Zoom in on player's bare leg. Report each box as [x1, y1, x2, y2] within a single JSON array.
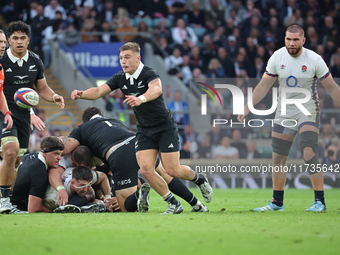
[[299, 125, 326, 212], [0, 140, 19, 213], [137, 149, 183, 214], [160, 151, 213, 203], [137, 149, 169, 196], [253, 131, 295, 212], [115, 186, 138, 212]]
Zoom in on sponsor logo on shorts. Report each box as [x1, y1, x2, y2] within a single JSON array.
[[168, 143, 174, 148], [117, 179, 131, 186]]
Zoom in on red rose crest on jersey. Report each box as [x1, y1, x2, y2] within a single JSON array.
[[302, 65, 307, 73]]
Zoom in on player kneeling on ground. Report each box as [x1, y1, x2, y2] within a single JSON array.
[[10, 136, 63, 213]]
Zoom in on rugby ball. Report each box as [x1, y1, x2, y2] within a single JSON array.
[[14, 88, 39, 109]]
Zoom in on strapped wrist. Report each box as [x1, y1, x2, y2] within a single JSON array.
[[52, 94, 59, 102], [138, 95, 147, 103], [57, 185, 65, 191]]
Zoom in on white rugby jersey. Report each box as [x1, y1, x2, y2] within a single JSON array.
[[265, 47, 329, 113]]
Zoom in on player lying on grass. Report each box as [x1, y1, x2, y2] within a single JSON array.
[[44, 146, 118, 213], [62, 107, 209, 213]]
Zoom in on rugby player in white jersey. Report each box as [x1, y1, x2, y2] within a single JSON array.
[[238, 25, 340, 212]]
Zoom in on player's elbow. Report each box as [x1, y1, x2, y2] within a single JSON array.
[[154, 87, 162, 97]]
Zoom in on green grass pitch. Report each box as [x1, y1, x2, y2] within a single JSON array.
[[1, 188, 339, 255]]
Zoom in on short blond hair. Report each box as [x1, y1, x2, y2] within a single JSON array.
[[119, 42, 140, 53], [0, 29, 4, 34]]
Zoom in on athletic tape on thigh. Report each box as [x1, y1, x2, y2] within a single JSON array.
[[271, 137, 293, 156], [1, 136, 18, 147], [18, 148, 27, 157], [300, 131, 320, 175]]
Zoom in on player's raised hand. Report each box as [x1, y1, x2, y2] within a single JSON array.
[[124, 95, 142, 107], [237, 104, 249, 122], [4, 113, 13, 130], [30, 113, 45, 131], [53, 94, 65, 109], [71, 90, 83, 100]]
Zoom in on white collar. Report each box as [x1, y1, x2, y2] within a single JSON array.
[[125, 62, 144, 80], [90, 114, 103, 120], [7, 48, 29, 67], [38, 153, 48, 170]]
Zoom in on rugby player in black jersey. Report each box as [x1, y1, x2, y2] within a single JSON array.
[[11, 136, 64, 213], [72, 42, 213, 214], [0, 21, 64, 214]]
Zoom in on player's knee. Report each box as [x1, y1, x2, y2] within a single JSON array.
[[165, 167, 181, 179], [302, 147, 315, 161], [300, 131, 318, 160], [3, 148, 19, 162], [140, 167, 154, 177]]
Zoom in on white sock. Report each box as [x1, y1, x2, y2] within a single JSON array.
[[192, 200, 202, 209]]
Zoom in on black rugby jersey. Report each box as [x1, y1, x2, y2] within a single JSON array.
[[12, 152, 49, 202], [69, 116, 135, 160], [0, 48, 44, 112], [106, 63, 171, 127]]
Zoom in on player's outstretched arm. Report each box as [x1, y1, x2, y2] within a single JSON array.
[[71, 83, 111, 100], [35, 78, 65, 109], [237, 73, 277, 122], [95, 171, 111, 201], [124, 78, 162, 107], [0, 90, 13, 130], [49, 167, 68, 206], [321, 74, 340, 107]]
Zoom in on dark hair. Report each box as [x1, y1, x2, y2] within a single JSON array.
[[41, 136, 64, 152], [82, 107, 103, 123], [7, 21, 31, 38], [72, 166, 93, 181], [72, 145, 93, 167]]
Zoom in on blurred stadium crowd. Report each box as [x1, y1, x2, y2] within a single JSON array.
[[1, 0, 340, 163]]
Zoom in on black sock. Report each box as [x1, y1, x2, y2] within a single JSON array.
[[272, 190, 284, 206], [124, 190, 139, 212], [314, 190, 325, 205], [0, 185, 11, 198], [168, 178, 198, 206], [192, 173, 205, 186], [164, 193, 179, 205]]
